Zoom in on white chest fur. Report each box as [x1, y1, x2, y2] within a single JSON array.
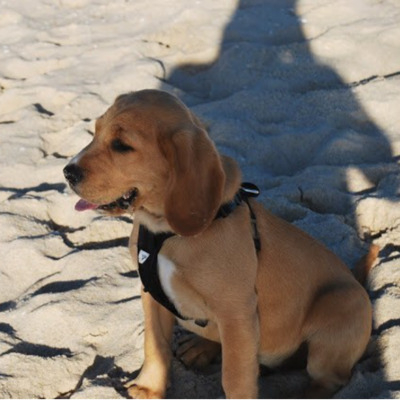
[[157, 254, 209, 321], [157, 254, 221, 342], [157, 254, 178, 308]]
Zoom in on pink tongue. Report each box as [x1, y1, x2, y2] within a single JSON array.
[[75, 199, 98, 212]]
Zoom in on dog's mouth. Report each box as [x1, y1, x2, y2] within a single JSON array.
[[74, 188, 138, 212]]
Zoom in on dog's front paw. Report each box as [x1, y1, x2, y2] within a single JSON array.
[[126, 383, 164, 399]]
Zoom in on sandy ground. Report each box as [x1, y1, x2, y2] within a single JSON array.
[[0, 0, 400, 398]]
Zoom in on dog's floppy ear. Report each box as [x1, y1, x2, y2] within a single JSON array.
[[161, 127, 225, 236]]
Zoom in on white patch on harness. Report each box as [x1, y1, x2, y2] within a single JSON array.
[[138, 249, 150, 264]]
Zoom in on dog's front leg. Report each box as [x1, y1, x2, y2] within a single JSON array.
[[126, 289, 175, 399], [218, 312, 260, 399]]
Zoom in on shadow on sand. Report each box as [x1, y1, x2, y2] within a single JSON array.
[[155, 0, 399, 398]]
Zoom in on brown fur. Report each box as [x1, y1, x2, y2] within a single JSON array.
[[66, 89, 375, 399]]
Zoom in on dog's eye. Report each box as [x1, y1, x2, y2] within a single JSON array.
[[111, 138, 134, 153]]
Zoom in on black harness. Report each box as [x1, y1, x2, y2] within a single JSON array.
[[137, 183, 261, 324]]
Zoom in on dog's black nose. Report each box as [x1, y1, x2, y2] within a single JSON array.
[[63, 164, 84, 186]]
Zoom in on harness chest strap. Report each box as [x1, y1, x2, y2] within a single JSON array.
[[137, 226, 186, 320], [136, 182, 261, 324]]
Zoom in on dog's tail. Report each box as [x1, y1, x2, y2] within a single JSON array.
[[353, 244, 380, 286]]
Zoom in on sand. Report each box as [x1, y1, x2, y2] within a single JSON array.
[[0, 0, 399, 398]]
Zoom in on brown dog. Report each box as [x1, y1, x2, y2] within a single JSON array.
[[64, 89, 373, 399]]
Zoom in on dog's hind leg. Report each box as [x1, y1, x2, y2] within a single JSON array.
[[176, 333, 221, 369], [304, 284, 372, 398], [306, 337, 354, 398]]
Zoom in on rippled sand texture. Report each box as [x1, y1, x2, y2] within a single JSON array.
[[0, 0, 399, 398]]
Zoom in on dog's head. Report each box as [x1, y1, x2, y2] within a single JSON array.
[[64, 89, 226, 236]]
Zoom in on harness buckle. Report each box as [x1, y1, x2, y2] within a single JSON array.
[[240, 182, 260, 198]]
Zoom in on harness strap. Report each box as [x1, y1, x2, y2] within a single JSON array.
[[137, 226, 186, 320], [137, 182, 261, 323], [217, 182, 261, 251]]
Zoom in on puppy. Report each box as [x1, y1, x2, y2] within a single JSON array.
[[64, 89, 373, 399]]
